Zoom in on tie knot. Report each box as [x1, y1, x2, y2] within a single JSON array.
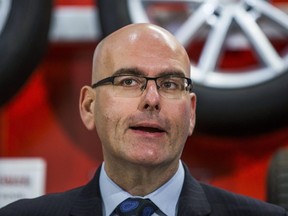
[[114, 198, 158, 216]]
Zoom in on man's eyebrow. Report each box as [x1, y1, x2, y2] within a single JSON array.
[[157, 70, 187, 77], [112, 68, 187, 77], [112, 68, 144, 76]]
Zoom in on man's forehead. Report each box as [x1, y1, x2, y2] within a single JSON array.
[[111, 67, 187, 77], [110, 48, 189, 75], [93, 24, 190, 80], [111, 27, 178, 51]]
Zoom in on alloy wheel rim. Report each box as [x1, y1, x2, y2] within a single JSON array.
[[127, 0, 288, 88]]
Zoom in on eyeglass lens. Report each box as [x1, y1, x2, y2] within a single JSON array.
[[112, 75, 190, 99]]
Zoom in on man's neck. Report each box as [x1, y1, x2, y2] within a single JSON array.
[[104, 160, 179, 196]]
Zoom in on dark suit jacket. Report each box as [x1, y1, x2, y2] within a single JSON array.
[[0, 164, 286, 216]]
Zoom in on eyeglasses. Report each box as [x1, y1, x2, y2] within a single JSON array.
[[91, 74, 193, 99]]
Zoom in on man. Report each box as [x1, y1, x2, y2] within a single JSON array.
[[0, 23, 286, 216]]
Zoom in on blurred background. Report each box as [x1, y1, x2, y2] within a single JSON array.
[[0, 0, 288, 209]]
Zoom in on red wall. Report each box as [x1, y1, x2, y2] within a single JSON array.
[[1, 0, 288, 201]]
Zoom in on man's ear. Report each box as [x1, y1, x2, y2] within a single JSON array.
[[188, 93, 197, 136], [79, 86, 96, 130]]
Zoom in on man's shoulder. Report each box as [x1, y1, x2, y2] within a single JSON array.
[[201, 183, 287, 215], [0, 186, 84, 216]]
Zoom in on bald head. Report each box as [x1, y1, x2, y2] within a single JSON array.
[[92, 23, 190, 83]]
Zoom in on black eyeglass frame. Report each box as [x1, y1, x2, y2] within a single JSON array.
[[91, 74, 193, 93]]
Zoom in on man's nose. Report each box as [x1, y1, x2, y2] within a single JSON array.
[[138, 81, 161, 112]]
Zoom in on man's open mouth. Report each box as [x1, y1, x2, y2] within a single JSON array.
[[130, 126, 165, 133]]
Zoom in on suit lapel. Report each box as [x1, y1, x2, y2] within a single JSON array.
[[69, 165, 103, 216], [177, 163, 211, 216]]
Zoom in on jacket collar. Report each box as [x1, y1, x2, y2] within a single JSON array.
[[69, 163, 211, 216], [178, 163, 211, 216], [69, 165, 103, 216]]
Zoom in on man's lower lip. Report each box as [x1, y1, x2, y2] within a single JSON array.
[[129, 129, 165, 137]]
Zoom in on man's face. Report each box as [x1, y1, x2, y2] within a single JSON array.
[[92, 28, 196, 168]]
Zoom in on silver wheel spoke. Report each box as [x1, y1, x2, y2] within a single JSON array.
[[235, 6, 284, 73], [198, 6, 233, 78], [128, 0, 150, 23], [247, 0, 288, 30], [0, 0, 12, 34], [174, 2, 217, 46]]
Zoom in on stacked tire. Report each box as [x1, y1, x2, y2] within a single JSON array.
[[0, 0, 52, 106]]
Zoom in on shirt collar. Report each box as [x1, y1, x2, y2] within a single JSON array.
[[99, 161, 184, 216]]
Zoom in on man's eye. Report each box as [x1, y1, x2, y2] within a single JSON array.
[[161, 81, 180, 90], [123, 79, 135, 86], [117, 77, 141, 87]]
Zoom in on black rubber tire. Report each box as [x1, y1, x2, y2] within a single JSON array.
[[97, 0, 288, 135], [98, 0, 131, 37], [267, 148, 288, 210], [194, 75, 288, 135], [0, 0, 53, 106]]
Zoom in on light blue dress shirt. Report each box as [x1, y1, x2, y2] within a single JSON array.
[[99, 160, 185, 216]]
